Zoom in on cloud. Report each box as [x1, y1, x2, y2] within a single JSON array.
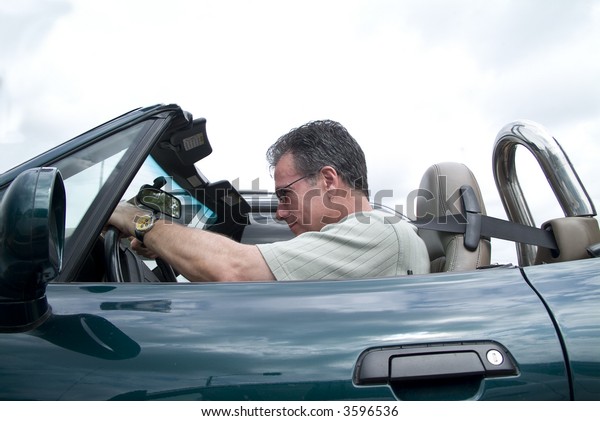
[[0, 0, 72, 164], [0, 0, 71, 61], [1, 0, 598, 265], [380, 0, 598, 67]]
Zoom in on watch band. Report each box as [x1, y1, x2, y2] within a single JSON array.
[[134, 228, 146, 243]]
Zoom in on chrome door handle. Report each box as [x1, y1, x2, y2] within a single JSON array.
[[354, 341, 518, 385]]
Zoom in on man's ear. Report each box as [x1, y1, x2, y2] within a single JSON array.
[[319, 166, 340, 190]]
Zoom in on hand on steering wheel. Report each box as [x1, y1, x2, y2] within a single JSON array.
[[130, 238, 159, 259]]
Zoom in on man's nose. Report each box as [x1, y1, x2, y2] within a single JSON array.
[[275, 204, 289, 221]]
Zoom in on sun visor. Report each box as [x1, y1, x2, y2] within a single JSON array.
[[168, 118, 212, 165]]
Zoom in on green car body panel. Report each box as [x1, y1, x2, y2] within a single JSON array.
[[2, 263, 588, 400], [523, 260, 600, 400]]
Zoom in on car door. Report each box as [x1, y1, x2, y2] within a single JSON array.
[[0, 265, 570, 400], [522, 258, 600, 400]]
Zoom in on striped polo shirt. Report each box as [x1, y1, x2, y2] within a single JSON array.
[[256, 210, 430, 281]]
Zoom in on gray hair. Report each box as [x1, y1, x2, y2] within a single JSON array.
[[267, 120, 369, 199]]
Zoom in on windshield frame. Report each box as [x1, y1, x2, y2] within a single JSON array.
[[56, 109, 184, 282]]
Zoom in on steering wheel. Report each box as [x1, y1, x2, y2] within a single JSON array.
[[104, 177, 182, 283], [103, 226, 125, 283], [103, 225, 178, 283]]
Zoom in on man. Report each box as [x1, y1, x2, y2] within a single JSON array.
[[108, 120, 430, 281]]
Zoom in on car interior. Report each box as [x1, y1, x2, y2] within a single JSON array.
[[91, 118, 600, 281], [2, 108, 599, 287]]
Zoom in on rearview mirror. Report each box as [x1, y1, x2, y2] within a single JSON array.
[[136, 188, 181, 219]]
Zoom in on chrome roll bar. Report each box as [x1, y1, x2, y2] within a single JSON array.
[[492, 120, 596, 266]]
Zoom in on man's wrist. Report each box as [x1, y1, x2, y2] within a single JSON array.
[[133, 212, 159, 243]]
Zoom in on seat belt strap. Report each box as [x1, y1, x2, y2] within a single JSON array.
[[413, 185, 558, 251], [413, 214, 557, 250]]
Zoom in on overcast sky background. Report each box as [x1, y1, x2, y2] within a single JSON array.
[[1, 0, 599, 264]]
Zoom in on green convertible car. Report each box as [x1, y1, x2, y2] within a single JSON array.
[[1, 104, 599, 400]]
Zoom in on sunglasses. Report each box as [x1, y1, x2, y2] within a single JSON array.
[[275, 173, 316, 202]]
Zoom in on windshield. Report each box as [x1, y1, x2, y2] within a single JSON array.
[[52, 121, 215, 247], [122, 156, 216, 228], [57, 123, 148, 238]]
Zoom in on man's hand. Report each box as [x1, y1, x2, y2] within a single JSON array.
[[130, 238, 159, 259], [107, 202, 160, 259], [107, 201, 148, 237]]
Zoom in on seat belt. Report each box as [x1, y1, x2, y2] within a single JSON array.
[[412, 186, 558, 252]]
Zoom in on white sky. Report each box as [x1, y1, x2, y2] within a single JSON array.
[[1, 0, 599, 264]]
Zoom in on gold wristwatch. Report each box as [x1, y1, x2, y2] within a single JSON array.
[[134, 213, 157, 243]]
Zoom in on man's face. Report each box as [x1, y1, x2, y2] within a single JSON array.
[[273, 153, 327, 236]]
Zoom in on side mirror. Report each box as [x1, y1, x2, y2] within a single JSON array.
[[136, 187, 181, 219], [0, 167, 66, 331]]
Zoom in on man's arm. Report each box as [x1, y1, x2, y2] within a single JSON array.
[[108, 202, 276, 282]]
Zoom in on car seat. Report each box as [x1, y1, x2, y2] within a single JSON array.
[[416, 162, 491, 272]]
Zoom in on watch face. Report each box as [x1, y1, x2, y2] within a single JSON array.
[[134, 214, 154, 232]]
